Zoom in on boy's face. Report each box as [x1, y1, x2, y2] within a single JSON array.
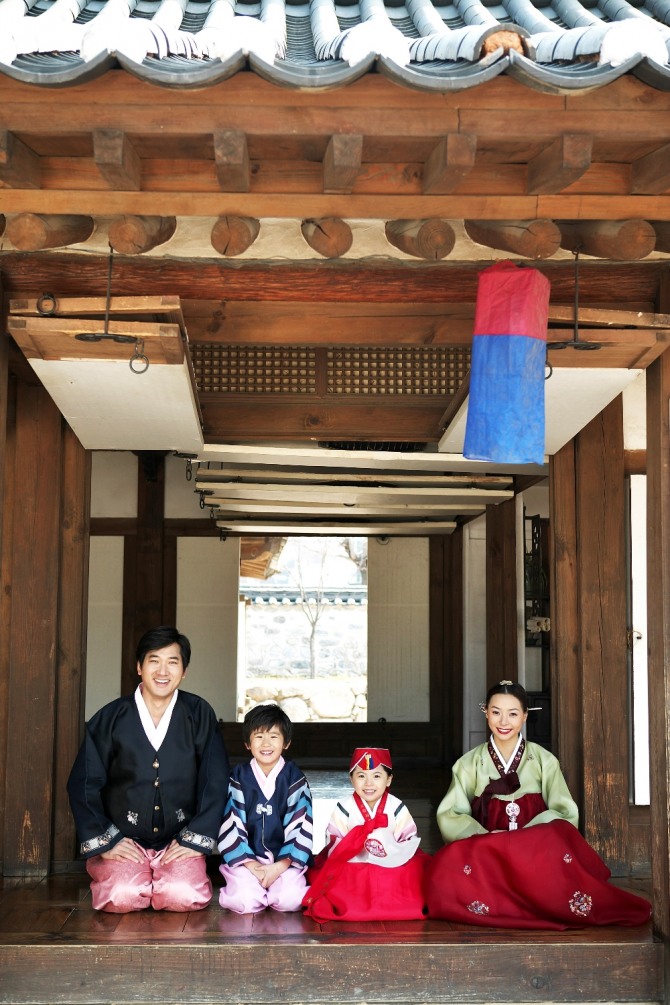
[[246, 725, 289, 776], [350, 766, 392, 809]]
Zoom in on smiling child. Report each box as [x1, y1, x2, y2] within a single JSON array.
[[217, 703, 312, 913], [303, 747, 427, 921]]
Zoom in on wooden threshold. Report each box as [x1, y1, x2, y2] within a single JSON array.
[[0, 873, 661, 1005]]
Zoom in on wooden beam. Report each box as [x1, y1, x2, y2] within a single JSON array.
[[122, 453, 166, 696], [559, 220, 657, 261], [93, 129, 142, 190], [215, 519, 457, 535], [323, 134, 363, 195], [464, 219, 561, 259], [0, 253, 662, 306], [0, 214, 5, 237], [650, 221, 670, 255], [6, 214, 95, 251], [422, 134, 477, 195], [527, 134, 593, 195], [576, 397, 629, 872], [301, 218, 353, 258], [210, 216, 260, 257], [3, 385, 62, 874], [631, 142, 670, 195], [108, 215, 177, 255], [213, 129, 250, 193], [486, 498, 517, 687], [0, 131, 40, 190], [384, 219, 456, 261], [0, 273, 9, 871], [645, 325, 670, 958], [52, 425, 90, 868]]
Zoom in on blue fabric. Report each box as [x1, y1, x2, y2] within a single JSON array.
[[464, 333, 546, 465]]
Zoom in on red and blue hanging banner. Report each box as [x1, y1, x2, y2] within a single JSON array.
[[463, 261, 551, 465]]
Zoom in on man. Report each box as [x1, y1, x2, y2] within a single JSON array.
[[67, 626, 229, 912]]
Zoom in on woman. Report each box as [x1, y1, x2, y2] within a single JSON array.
[[426, 681, 651, 929]]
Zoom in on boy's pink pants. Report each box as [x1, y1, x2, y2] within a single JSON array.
[[219, 862, 307, 914], [86, 844, 212, 913]]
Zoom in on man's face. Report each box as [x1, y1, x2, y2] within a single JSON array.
[[137, 642, 185, 703]]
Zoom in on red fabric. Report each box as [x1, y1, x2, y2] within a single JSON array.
[[426, 819, 651, 930], [473, 260, 550, 341], [303, 791, 428, 921], [304, 848, 429, 922]]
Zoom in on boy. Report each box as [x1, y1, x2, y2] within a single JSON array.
[[67, 626, 229, 912], [217, 703, 312, 913]]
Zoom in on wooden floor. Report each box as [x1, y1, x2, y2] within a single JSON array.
[[0, 768, 663, 1005]]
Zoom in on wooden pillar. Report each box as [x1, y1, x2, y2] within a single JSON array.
[[3, 385, 62, 875], [121, 451, 166, 695], [430, 531, 464, 766], [0, 275, 9, 871], [52, 426, 90, 867], [646, 347, 670, 958], [549, 441, 583, 815], [486, 498, 518, 687], [575, 397, 629, 873]]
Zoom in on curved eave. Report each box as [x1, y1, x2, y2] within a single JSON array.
[[378, 50, 509, 92], [248, 52, 376, 90], [116, 51, 247, 88], [0, 49, 115, 87], [506, 49, 643, 95]]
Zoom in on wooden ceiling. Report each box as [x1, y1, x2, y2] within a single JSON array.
[[2, 70, 670, 466]]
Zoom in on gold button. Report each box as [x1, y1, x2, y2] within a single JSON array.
[[154, 805, 160, 811], [154, 779, 160, 787], [153, 827, 159, 833], [153, 759, 159, 769]]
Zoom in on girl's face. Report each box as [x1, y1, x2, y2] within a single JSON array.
[[485, 693, 527, 747], [350, 766, 392, 809]]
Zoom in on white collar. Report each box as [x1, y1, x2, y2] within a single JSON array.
[[490, 733, 522, 773], [135, 685, 178, 751]]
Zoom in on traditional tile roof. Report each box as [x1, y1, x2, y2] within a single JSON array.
[[0, 0, 669, 92]]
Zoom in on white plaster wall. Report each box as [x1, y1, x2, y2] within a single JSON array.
[[623, 372, 646, 450], [367, 537, 430, 722], [630, 475, 649, 804], [85, 536, 125, 719], [463, 515, 487, 751], [90, 451, 137, 518], [176, 536, 240, 720]]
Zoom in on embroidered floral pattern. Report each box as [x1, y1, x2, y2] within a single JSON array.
[[176, 808, 185, 822], [180, 829, 215, 852], [467, 900, 490, 916], [80, 824, 120, 856], [127, 811, 138, 825], [563, 853, 573, 864], [463, 864, 472, 875], [569, 891, 593, 917]]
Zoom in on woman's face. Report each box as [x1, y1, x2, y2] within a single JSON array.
[[485, 693, 527, 746]]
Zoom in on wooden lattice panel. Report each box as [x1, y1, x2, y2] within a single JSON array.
[[192, 346, 318, 394], [326, 347, 470, 396], [192, 345, 471, 398]]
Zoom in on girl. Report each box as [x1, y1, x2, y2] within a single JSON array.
[[426, 680, 651, 929], [303, 747, 427, 921]]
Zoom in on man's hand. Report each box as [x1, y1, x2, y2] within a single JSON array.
[[161, 840, 203, 865], [100, 837, 145, 862]]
